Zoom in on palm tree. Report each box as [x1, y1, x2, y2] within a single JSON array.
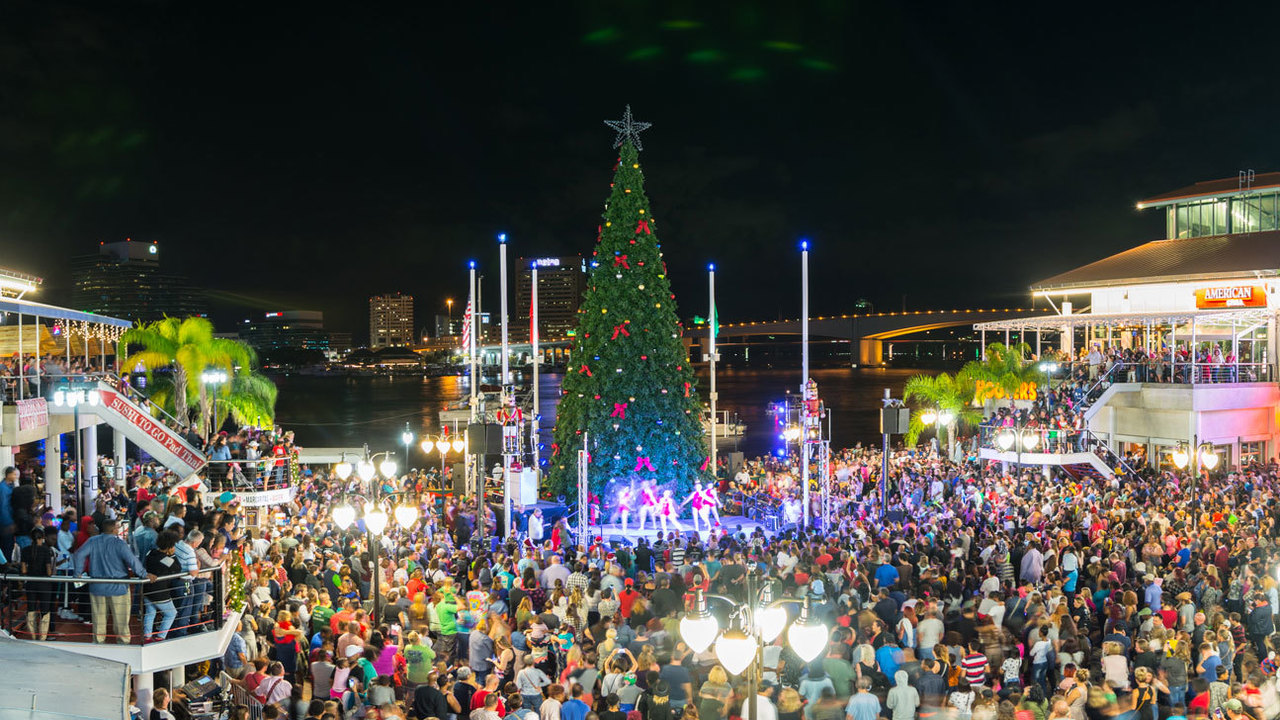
[[902, 371, 982, 457], [120, 316, 276, 435], [961, 342, 1045, 398]]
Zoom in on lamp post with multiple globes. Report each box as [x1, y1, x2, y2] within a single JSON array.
[[678, 573, 830, 720], [1171, 437, 1219, 524], [330, 447, 414, 621], [420, 433, 466, 483], [994, 424, 1040, 472], [918, 408, 955, 456]]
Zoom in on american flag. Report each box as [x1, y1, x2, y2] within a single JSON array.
[[460, 297, 474, 351]]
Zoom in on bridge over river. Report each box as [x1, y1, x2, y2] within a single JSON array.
[[710, 307, 1053, 365]]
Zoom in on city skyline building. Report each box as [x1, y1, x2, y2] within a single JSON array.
[[369, 292, 414, 348], [239, 310, 331, 353], [70, 239, 205, 323], [515, 255, 586, 342]]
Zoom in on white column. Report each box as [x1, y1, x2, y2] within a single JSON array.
[[134, 672, 154, 719], [0, 445, 14, 471], [46, 432, 61, 514], [170, 665, 185, 690], [82, 425, 98, 510]]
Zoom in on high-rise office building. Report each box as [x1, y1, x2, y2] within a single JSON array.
[[369, 293, 415, 348], [239, 310, 329, 352], [515, 256, 587, 341], [70, 240, 205, 322]]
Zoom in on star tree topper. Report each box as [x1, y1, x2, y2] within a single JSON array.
[[604, 105, 652, 151]]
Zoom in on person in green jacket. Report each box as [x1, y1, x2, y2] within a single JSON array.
[[435, 585, 459, 661]]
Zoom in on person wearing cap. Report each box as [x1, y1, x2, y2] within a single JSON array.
[[740, 678, 777, 720]]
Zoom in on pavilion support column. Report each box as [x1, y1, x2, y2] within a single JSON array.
[[82, 424, 98, 510], [0, 445, 13, 471], [46, 431, 61, 515], [134, 672, 154, 720]]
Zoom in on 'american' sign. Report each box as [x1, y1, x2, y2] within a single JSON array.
[[1195, 285, 1267, 309]]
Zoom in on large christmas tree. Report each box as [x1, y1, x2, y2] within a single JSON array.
[[547, 108, 707, 499]]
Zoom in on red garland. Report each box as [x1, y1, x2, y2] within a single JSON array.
[[613, 255, 630, 269], [610, 402, 627, 419]]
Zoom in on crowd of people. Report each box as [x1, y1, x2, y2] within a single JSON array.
[[3, 408, 1280, 720]]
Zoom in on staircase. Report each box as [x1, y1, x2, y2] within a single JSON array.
[[980, 363, 1139, 480], [47, 378, 207, 477]]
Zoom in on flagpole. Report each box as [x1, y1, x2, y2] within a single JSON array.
[[800, 239, 810, 530], [708, 263, 717, 482], [469, 261, 478, 423]]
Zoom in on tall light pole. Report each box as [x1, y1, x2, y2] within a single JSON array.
[[800, 239, 810, 528], [1171, 436, 1218, 525], [446, 298, 454, 335], [708, 264, 718, 479], [680, 577, 830, 720], [401, 423, 414, 470], [200, 367, 228, 445], [330, 449, 412, 624], [498, 233, 513, 541], [531, 262, 541, 476], [468, 261, 479, 422]]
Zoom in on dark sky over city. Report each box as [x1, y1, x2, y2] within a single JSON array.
[[3, 2, 1279, 339]]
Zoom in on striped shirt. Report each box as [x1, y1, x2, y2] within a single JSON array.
[[961, 652, 988, 686]]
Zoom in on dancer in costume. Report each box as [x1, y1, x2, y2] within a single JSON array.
[[636, 479, 659, 531], [657, 489, 684, 535], [700, 484, 721, 528], [681, 482, 705, 532], [611, 485, 635, 532]]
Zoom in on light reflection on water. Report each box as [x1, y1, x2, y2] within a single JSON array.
[[269, 367, 917, 457]]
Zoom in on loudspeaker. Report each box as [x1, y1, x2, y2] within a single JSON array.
[[452, 469, 467, 497], [880, 408, 911, 435], [466, 423, 503, 454], [728, 452, 744, 477]]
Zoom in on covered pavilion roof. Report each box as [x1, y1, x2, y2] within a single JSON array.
[[973, 307, 1272, 332]]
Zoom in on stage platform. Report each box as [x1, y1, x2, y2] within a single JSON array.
[[577, 514, 772, 546]]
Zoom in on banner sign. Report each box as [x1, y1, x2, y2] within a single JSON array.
[[16, 398, 48, 431], [1195, 285, 1267, 309], [229, 487, 295, 507], [97, 388, 205, 475]]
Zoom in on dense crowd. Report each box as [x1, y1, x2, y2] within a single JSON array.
[[4, 419, 1280, 720]]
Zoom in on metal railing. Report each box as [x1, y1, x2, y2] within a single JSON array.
[[978, 425, 1088, 454], [1044, 359, 1273, 386], [201, 458, 293, 493], [0, 563, 227, 645]]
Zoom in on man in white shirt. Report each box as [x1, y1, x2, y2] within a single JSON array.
[[916, 609, 945, 660], [740, 680, 778, 720], [527, 510, 544, 543]]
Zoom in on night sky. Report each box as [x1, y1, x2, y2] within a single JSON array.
[[3, 2, 1279, 341]]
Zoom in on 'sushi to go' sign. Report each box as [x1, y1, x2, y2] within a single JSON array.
[[1195, 285, 1268, 309]]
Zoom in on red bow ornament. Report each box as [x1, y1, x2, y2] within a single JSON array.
[[579, 364, 593, 376], [613, 255, 630, 269], [634, 456, 655, 473], [636, 219, 651, 235], [611, 403, 627, 419], [611, 324, 630, 339]]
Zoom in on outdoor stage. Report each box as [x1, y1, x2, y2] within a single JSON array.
[[508, 501, 772, 544]]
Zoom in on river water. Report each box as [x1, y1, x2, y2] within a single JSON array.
[[270, 367, 918, 459]]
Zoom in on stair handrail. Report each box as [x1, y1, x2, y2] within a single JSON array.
[[1083, 428, 1138, 478]]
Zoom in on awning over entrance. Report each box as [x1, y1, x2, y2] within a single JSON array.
[[972, 307, 1273, 332]]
